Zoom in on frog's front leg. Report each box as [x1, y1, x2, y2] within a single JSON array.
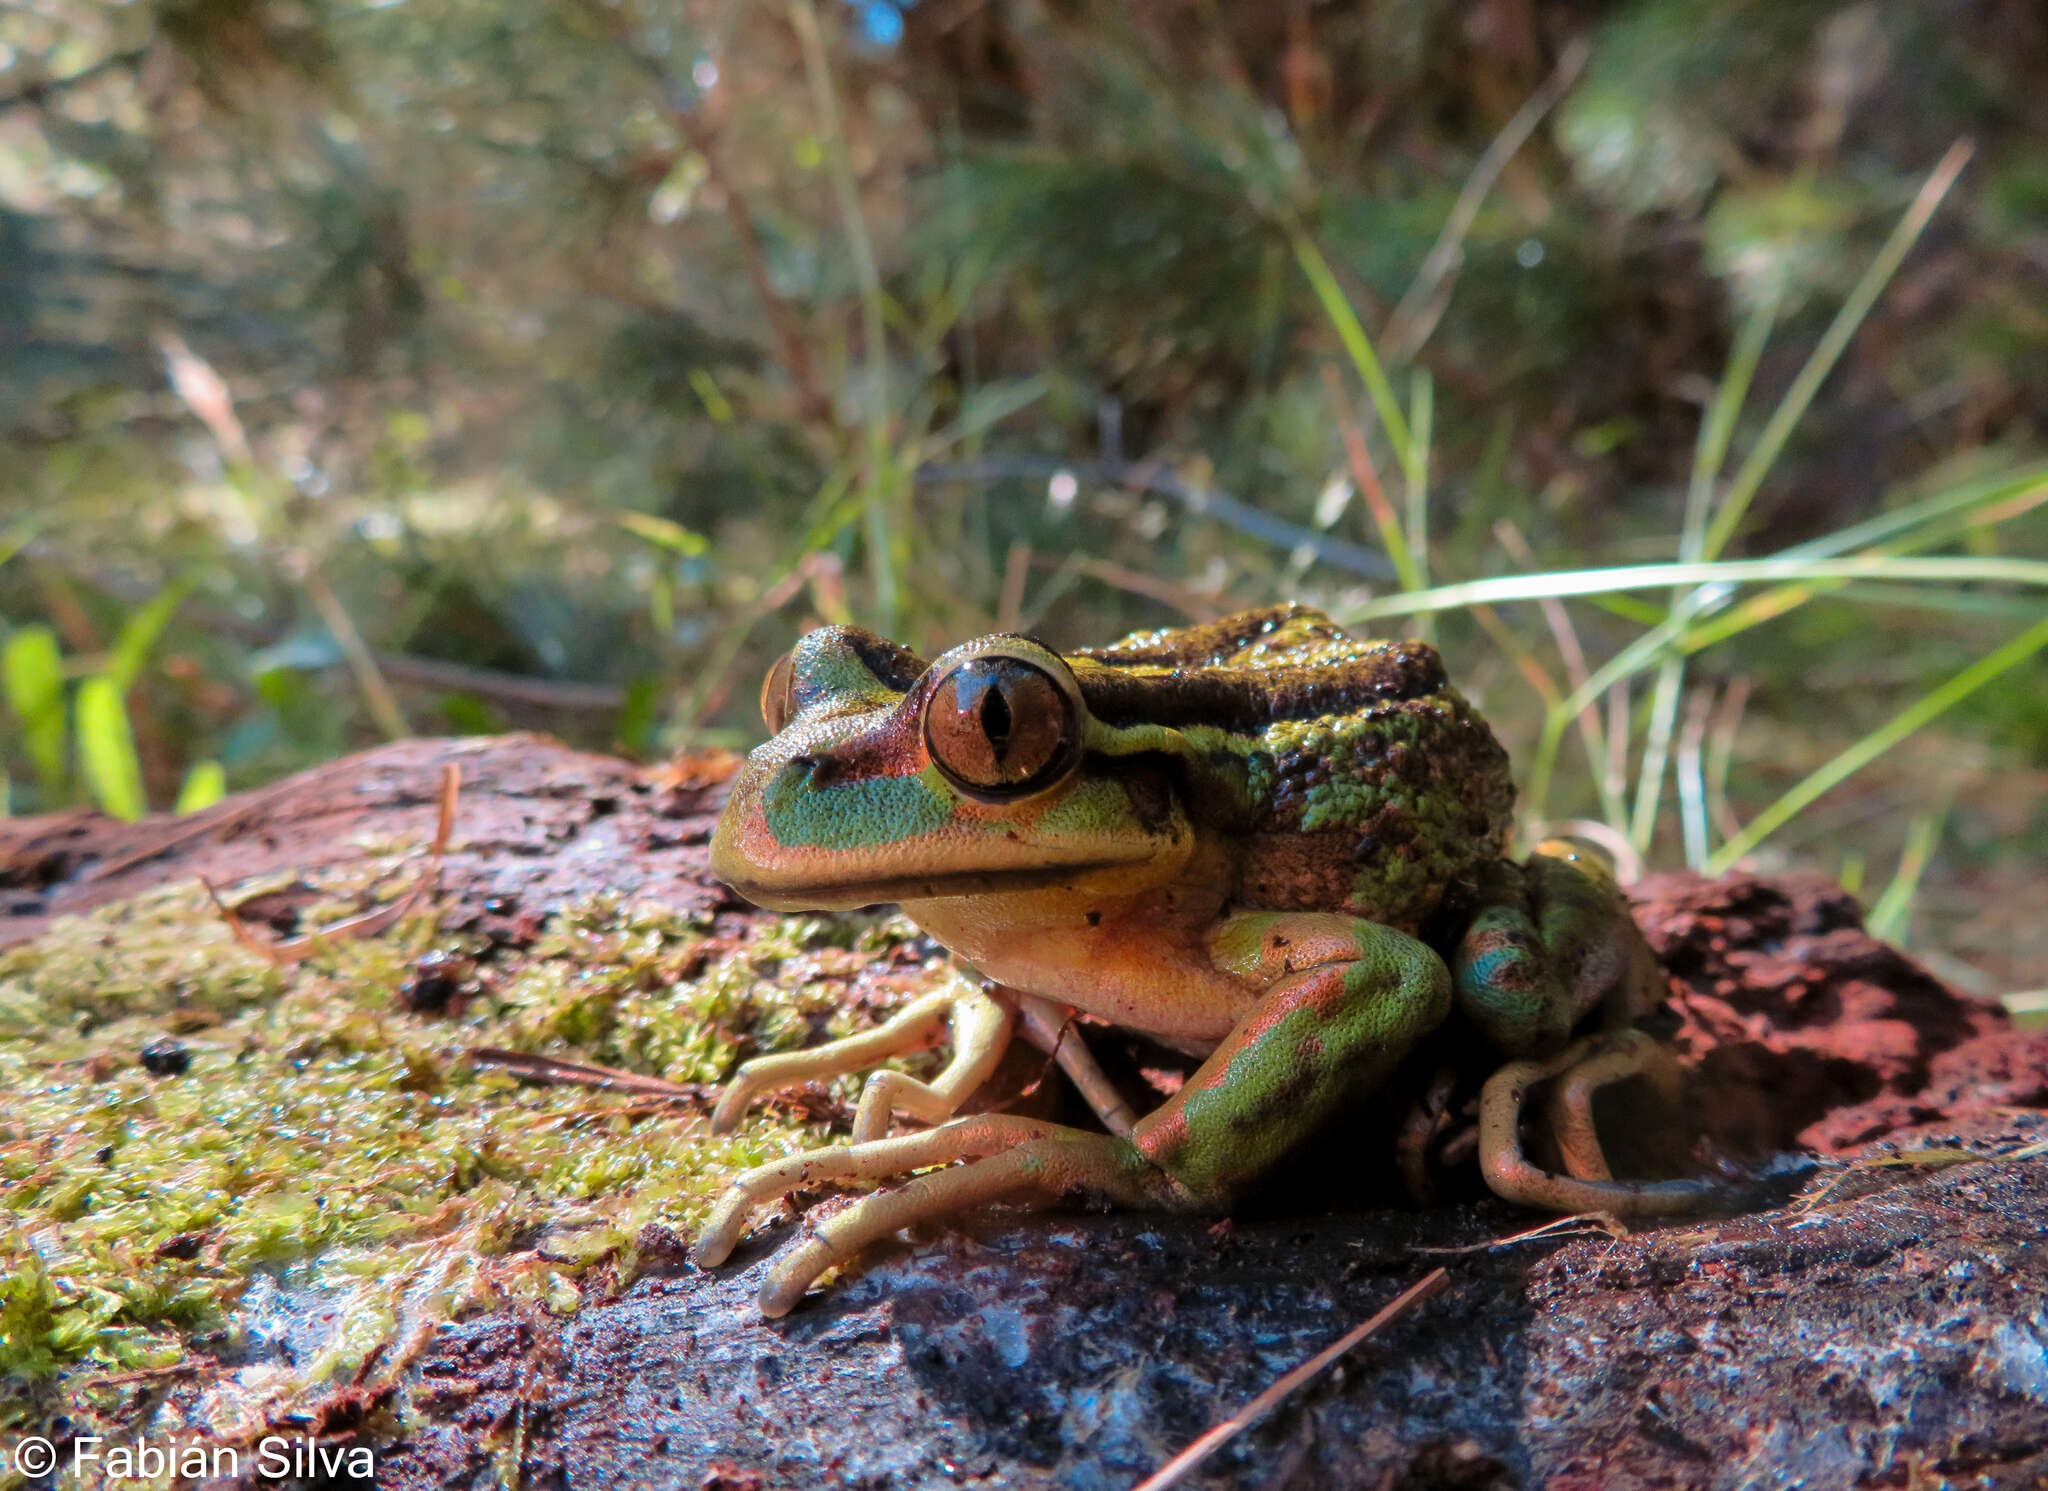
[[708, 972, 1014, 1143], [695, 914, 1450, 1314], [693, 1113, 1184, 1315]]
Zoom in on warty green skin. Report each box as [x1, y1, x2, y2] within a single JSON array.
[[708, 605, 1664, 1215]]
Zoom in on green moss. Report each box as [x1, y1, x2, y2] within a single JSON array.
[[0, 863, 929, 1428]]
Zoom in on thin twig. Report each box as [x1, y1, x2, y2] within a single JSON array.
[[587, 0, 832, 424], [298, 558, 409, 741], [369, 653, 625, 713], [1468, 602, 1563, 705], [997, 540, 1032, 632], [1704, 674, 1750, 843], [0, 46, 150, 112], [1319, 364, 1415, 588], [1792, 1138, 2047, 1214], [1034, 554, 1217, 620], [1386, 39, 1591, 358], [915, 457, 1397, 581], [1130, 1267, 1450, 1491], [466, 1048, 699, 1102], [792, 0, 901, 628], [8, 538, 625, 714], [1410, 1211, 1626, 1256], [79, 1359, 212, 1388], [1493, 518, 1620, 828]]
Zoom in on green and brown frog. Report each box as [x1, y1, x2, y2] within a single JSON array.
[[696, 605, 1711, 1314]]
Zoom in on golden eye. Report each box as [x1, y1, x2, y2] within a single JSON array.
[[759, 650, 796, 734], [923, 656, 1080, 797]]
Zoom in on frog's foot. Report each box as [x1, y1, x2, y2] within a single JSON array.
[[1394, 1064, 1460, 1206], [691, 1114, 1186, 1316], [1478, 1030, 1719, 1217], [708, 980, 1014, 1143]]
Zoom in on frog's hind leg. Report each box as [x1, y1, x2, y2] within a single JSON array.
[[708, 978, 1014, 1139], [1543, 1027, 1685, 1182], [692, 1114, 1185, 1316], [1479, 1031, 1718, 1217]]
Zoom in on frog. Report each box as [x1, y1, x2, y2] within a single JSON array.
[[695, 604, 1714, 1315]]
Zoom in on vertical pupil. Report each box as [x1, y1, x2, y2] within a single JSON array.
[[978, 682, 1013, 759]]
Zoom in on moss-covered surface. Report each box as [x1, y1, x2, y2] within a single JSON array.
[[0, 853, 930, 1441]]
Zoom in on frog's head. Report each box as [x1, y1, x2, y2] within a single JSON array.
[[710, 625, 1191, 911]]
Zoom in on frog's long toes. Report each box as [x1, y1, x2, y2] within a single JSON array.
[[692, 1185, 753, 1267], [706, 1090, 747, 1136], [758, 1234, 835, 1317]]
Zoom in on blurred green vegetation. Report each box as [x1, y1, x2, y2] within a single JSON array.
[[2, 0, 2045, 988]]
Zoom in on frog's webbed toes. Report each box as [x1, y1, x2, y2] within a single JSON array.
[[1479, 1030, 1721, 1217]]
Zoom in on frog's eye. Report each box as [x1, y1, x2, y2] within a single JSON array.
[[759, 650, 797, 735], [923, 656, 1081, 798]]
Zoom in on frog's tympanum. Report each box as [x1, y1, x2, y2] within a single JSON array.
[[697, 606, 1712, 1313]]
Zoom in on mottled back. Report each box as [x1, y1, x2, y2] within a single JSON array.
[[1073, 605, 1515, 930]]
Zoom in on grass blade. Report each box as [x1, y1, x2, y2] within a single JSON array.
[[1866, 807, 1948, 943], [1289, 226, 1413, 473], [1341, 554, 2048, 620], [76, 675, 148, 821], [1701, 141, 1973, 561], [107, 580, 194, 691], [3, 624, 67, 793], [1707, 612, 2048, 873], [1322, 364, 1421, 589], [174, 760, 227, 815], [1682, 287, 1782, 562], [1405, 369, 1433, 598], [1633, 286, 1780, 857], [619, 513, 711, 557]]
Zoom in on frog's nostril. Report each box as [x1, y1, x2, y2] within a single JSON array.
[[784, 753, 839, 787]]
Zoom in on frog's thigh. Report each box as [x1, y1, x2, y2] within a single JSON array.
[[1134, 912, 1454, 1203], [1479, 1031, 1717, 1216], [709, 976, 1011, 1136]]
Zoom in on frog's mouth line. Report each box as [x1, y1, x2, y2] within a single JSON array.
[[720, 861, 1132, 913]]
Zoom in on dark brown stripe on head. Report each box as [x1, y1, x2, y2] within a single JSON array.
[[1074, 605, 1327, 668], [842, 629, 929, 692], [1076, 648, 1449, 730]]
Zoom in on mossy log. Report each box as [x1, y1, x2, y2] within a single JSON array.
[[3, 735, 2045, 1489]]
